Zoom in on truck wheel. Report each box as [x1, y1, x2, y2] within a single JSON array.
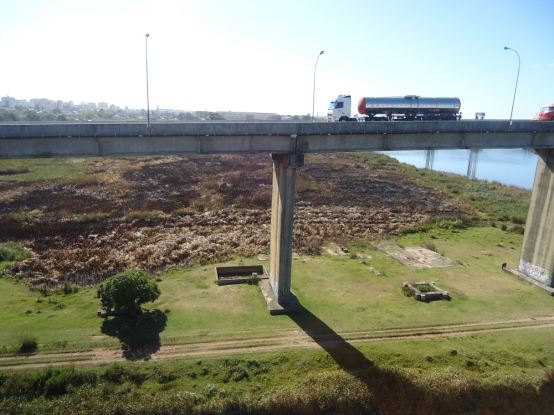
[[339, 116, 348, 122]]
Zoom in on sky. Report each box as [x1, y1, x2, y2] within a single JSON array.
[[1, 0, 553, 119]]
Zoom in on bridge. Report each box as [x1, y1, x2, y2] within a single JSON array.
[[2, 120, 554, 313]]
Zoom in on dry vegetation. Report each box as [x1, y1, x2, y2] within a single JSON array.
[[0, 153, 467, 289]]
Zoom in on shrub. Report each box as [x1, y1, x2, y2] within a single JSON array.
[[157, 371, 178, 384], [401, 285, 413, 297], [203, 384, 218, 398], [40, 368, 98, 397], [44, 371, 71, 397], [96, 269, 161, 314], [510, 214, 527, 225], [101, 363, 126, 384], [18, 335, 38, 353], [123, 210, 166, 223], [501, 224, 508, 231], [38, 283, 49, 297], [247, 274, 260, 285], [171, 207, 197, 217], [126, 368, 149, 386], [63, 281, 79, 295], [509, 224, 524, 234], [423, 241, 437, 252], [0, 243, 32, 262]]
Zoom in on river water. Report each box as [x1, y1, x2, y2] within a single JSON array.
[[383, 149, 539, 189]]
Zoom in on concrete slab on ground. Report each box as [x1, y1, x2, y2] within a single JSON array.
[[377, 243, 459, 269], [259, 278, 303, 315], [324, 242, 348, 256]]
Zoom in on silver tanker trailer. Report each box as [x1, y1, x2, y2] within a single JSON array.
[[327, 94, 462, 122]]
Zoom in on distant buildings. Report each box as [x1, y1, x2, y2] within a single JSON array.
[[1, 95, 29, 108], [1, 94, 290, 121]]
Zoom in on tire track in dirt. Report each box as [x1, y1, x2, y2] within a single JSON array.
[[2, 317, 553, 370]]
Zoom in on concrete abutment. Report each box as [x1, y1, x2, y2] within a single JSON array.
[[520, 149, 554, 286]]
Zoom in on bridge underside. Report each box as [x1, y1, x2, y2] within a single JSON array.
[[1, 121, 554, 158]]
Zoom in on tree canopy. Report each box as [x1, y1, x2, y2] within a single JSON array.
[[207, 112, 224, 120], [177, 112, 196, 121], [97, 269, 161, 314], [24, 110, 40, 121], [0, 110, 18, 122]]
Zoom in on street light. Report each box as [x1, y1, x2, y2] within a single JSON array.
[[312, 50, 324, 123], [504, 46, 520, 126], [145, 33, 151, 136]]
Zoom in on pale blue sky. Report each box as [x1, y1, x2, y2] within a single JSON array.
[[1, 0, 552, 119]]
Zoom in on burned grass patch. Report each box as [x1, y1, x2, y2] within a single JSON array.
[[2, 153, 466, 289]]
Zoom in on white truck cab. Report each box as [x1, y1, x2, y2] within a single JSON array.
[[327, 95, 352, 122]]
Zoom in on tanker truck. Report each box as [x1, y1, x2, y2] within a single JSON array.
[[327, 95, 462, 122]]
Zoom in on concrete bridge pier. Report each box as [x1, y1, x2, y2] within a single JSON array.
[[266, 153, 304, 314], [519, 149, 554, 286]]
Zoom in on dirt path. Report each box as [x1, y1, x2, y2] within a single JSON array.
[[2, 316, 553, 370]]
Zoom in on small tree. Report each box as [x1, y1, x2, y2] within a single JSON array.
[[0, 110, 17, 122], [24, 109, 40, 121], [97, 269, 161, 315], [207, 112, 224, 120]]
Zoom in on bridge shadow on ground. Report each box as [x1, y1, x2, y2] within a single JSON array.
[[289, 308, 374, 371], [100, 309, 167, 361], [289, 308, 554, 415]]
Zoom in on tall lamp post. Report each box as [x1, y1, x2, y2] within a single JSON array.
[[145, 33, 151, 136], [504, 46, 520, 126], [312, 50, 324, 122]]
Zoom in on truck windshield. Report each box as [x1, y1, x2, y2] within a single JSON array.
[[328, 102, 336, 110], [541, 107, 554, 112]]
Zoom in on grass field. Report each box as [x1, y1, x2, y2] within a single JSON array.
[[2, 225, 554, 413], [1, 226, 552, 356], [2, 153, 554, 413], [0, 157, 94, 182]]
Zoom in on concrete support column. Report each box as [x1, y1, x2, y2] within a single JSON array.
[[269, 153, 303, 305], [519, 149, 554, 286]]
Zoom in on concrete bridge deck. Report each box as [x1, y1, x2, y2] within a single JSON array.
[[1, 120, 554, 159]]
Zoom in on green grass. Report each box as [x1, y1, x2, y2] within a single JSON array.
[[0, 227, 550, 354], [1, 329, 553, 414], [0, 243, 32, 262], [358, 152, 532, 220], [0, 158, 94, 182]]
